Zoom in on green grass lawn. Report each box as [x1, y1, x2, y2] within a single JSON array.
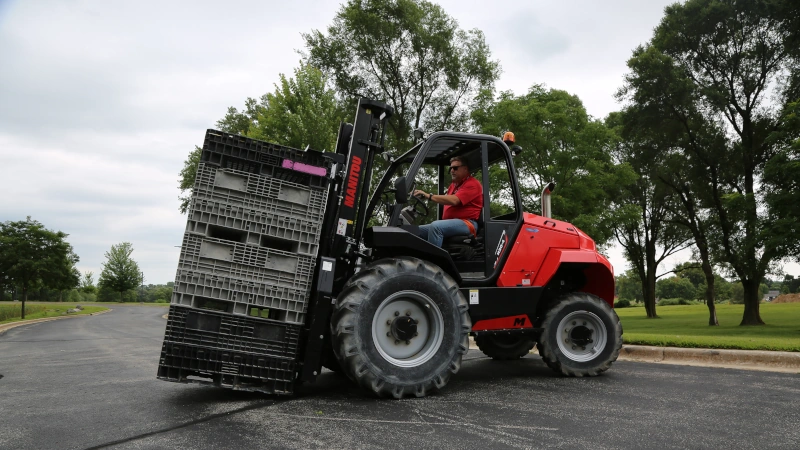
[[0, 302, 108, 324], [616, 303, 800, 352]]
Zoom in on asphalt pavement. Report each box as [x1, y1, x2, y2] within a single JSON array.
[[0, 305, 798, 450]]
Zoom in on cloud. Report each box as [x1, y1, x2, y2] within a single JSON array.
[[498, 10, 571, 65]]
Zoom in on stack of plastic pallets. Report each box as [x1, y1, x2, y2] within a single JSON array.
[[157, 129, 333, 394]]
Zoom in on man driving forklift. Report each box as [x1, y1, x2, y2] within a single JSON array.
[[412, 155, 483, 247]]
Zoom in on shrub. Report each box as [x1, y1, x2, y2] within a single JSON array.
[[657, 298, 702, 306], [614, 299, 631, 308]]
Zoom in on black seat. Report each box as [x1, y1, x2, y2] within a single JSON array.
[[442, 217, 484, 262]]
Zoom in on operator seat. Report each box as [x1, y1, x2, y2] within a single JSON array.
[[442, 215, 485, 262]]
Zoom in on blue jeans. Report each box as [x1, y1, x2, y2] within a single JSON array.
[[417, 219, 477, 247]]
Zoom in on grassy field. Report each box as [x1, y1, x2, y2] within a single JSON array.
[[0, 302, 108, 324], [616, 303, 800, 352]]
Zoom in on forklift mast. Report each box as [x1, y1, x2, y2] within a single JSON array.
[[323, 98, 393, 275], [300, 98, 393, 381]]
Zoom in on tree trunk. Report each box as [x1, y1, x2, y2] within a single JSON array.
[[21, 288, 27, 320], [740, 280, 764, 325], [644, 274, 658, 318], [701, 260, 718, 326], [644, 243, 659, 318]]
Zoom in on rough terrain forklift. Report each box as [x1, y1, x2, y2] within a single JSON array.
[[299, 98, 622, 398]]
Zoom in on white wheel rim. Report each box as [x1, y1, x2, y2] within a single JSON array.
[[371, 290, 444, 368], [555, 310, 607, 362]]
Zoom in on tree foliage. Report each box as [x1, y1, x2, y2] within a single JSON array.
[[0, 218, 79, 318], [98, 242, 141, 302], [79, 271, 96, 294], [615, 269, 644, 304], [178, 65, 345, 214], [248, 64, 344, 152], [473, 86, 636, 248], [618, 0, 800, 325], [303, 0, 500, 151]]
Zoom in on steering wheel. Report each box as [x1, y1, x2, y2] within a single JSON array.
[[410, 191, 430, 218]]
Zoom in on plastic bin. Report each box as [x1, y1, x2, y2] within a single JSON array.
[[176, 234, 316, 291], [201, 129, 333, 189], [187, 197, 323, 256], [171, 270, 310, 323], [192, 163, 328, 223]]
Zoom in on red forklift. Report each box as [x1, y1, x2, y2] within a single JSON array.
[[299, 98, 621, 398]]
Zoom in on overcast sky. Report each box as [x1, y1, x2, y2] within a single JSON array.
[[1, 0, 796, 284]]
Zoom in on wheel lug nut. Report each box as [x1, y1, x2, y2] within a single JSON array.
[[572, 321, 576, 325], [583, 321, 587, 326], [564, 339, 570, 343], [394, 311, 400, 316], [406, 311, 411, 316], [414, 332, 418, 337], [572, 345, 577, 350], [395, 339, 400, 344], [405, 341, 410, 345], [386, 332, 391, 337], [387, 320, 392, 325]]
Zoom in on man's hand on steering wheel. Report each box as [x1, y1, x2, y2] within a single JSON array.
[[410, 189, 430, 217], [412, 189, 432, 201]]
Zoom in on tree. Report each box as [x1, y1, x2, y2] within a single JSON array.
[[178, 65, 346, 214], [0, 218, 79, 318], [608, 111, 692, 318], [303, 0, 500, 152], [80, 271, 96, 294], [618, 0, 800, 325], [50, 249, 80, 302], [98, 242, 141, 303], [781, 275, 800, 294], [656, 276, 697, 301], [674, 261, 705, 289], [249, 64, 344, 152], [616, 269, 644, 304], [473, 87, 637, 248]]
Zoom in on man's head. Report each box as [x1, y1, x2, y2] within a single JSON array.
[[449, 156, 470, 183]]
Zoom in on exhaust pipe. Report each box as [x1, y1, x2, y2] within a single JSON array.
[[541, 182, 555, 218]]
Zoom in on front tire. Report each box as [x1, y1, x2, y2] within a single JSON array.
[[537, 292, 622, 376], [331, 257, 470, 398]]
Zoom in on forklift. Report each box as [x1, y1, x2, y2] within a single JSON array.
[[299, 98, 621, 398]]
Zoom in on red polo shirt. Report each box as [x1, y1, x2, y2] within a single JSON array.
[[442, 175, 483, 220]]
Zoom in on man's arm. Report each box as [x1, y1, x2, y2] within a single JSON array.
[[412, 190, 461, 206]]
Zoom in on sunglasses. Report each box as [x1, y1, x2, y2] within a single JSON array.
[[449, 165, 462, 171]]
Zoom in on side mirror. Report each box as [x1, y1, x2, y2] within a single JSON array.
[[413, 127, 425, 140], [394, 176, 409, 204], [511, 145, 523, 156]]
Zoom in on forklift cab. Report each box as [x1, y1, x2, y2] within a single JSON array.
[[365, 131, 524, 286]]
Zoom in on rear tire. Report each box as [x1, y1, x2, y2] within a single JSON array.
[[475, 335, 535, 360], [331, 257, 470, 398], [537, 292, 622, 376]]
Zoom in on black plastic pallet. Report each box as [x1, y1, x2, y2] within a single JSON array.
[[162, 305, 302, 357], [202, 129, 334, 189], [157, 342, 295, 395]]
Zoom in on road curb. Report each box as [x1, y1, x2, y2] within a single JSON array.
[[0, 308, 113, 335], [619, 345, 800, 373], [468, 337, 800, 373]]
